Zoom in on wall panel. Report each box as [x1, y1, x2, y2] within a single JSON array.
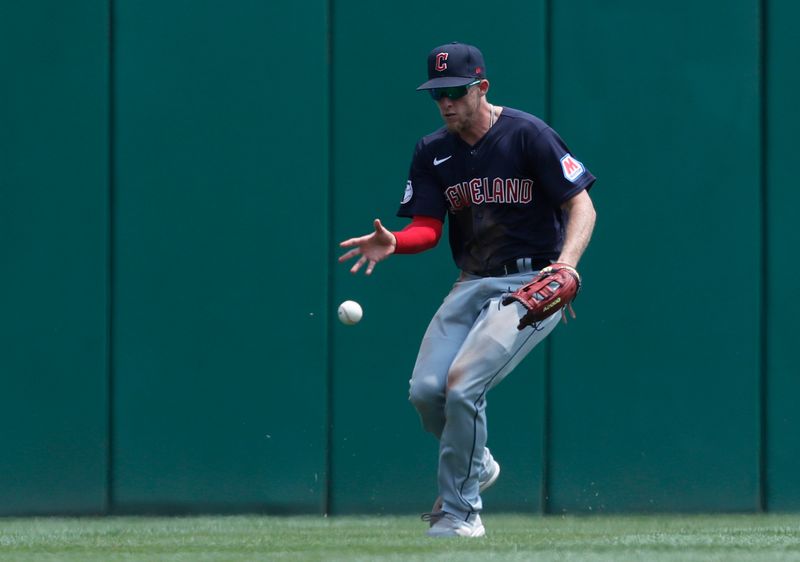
[[765, 0, 800, 511], [0, 0, 109, 515], [111, 0, 329, 512], [547, 0, 761, 512]]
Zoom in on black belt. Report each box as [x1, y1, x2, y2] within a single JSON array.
[[472, 257, 552, 277]]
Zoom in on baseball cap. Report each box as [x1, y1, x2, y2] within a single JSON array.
[[416, 42, 486, 90]]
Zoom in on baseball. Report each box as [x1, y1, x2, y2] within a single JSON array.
[[337, 300, 363, 325]]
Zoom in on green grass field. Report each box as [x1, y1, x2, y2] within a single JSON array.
[[1, 513, 799, 561]]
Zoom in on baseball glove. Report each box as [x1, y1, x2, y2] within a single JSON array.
[[502, 263, 582, 330]]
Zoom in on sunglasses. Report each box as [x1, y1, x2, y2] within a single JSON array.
[[429, 79, 481, 101]]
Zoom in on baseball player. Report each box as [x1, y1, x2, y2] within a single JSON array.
[[339, 42, 596, 537]]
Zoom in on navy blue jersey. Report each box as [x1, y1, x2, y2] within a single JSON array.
[[397, 107, 595, 274]]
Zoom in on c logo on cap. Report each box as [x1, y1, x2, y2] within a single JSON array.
[[435, 52, 448, 71]]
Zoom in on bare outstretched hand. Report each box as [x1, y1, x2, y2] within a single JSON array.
[[338, 219, 397, 275]]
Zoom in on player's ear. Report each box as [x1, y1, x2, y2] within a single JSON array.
[[478, 79, 490, 96]]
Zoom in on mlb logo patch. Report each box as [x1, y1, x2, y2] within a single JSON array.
[[560, 153, 585, 183]]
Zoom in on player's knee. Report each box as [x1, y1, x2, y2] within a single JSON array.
[[408, 375, 442, 411]]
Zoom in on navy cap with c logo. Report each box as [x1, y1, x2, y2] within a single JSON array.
[[416, 42, 486, 90]]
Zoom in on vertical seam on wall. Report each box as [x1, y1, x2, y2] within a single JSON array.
[[106, 0, 116, 515], [540, 0, 553, 516], [543, 0, 553, 125], [323, 0, 335, 517], [758, 0, 769, 514]]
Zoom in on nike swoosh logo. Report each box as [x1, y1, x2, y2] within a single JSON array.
[[433, 155, 452, 166]]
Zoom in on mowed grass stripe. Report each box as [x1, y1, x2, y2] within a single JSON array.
[[1, 514, 800, 561]]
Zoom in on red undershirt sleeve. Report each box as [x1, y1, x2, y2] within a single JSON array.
[[393, 216, 443, 254]]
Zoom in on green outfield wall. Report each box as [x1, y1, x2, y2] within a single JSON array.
[[0, 0, 796, 516], [0, 0, 110, 515]]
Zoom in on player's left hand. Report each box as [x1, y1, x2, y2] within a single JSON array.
[[338, 219, 397, 275]]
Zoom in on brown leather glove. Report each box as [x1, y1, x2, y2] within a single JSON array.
[[502, 263, 582, 330]]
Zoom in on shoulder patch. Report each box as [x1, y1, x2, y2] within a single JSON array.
[[401, 180, 413, 204], [560, 153, 585, 183]]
